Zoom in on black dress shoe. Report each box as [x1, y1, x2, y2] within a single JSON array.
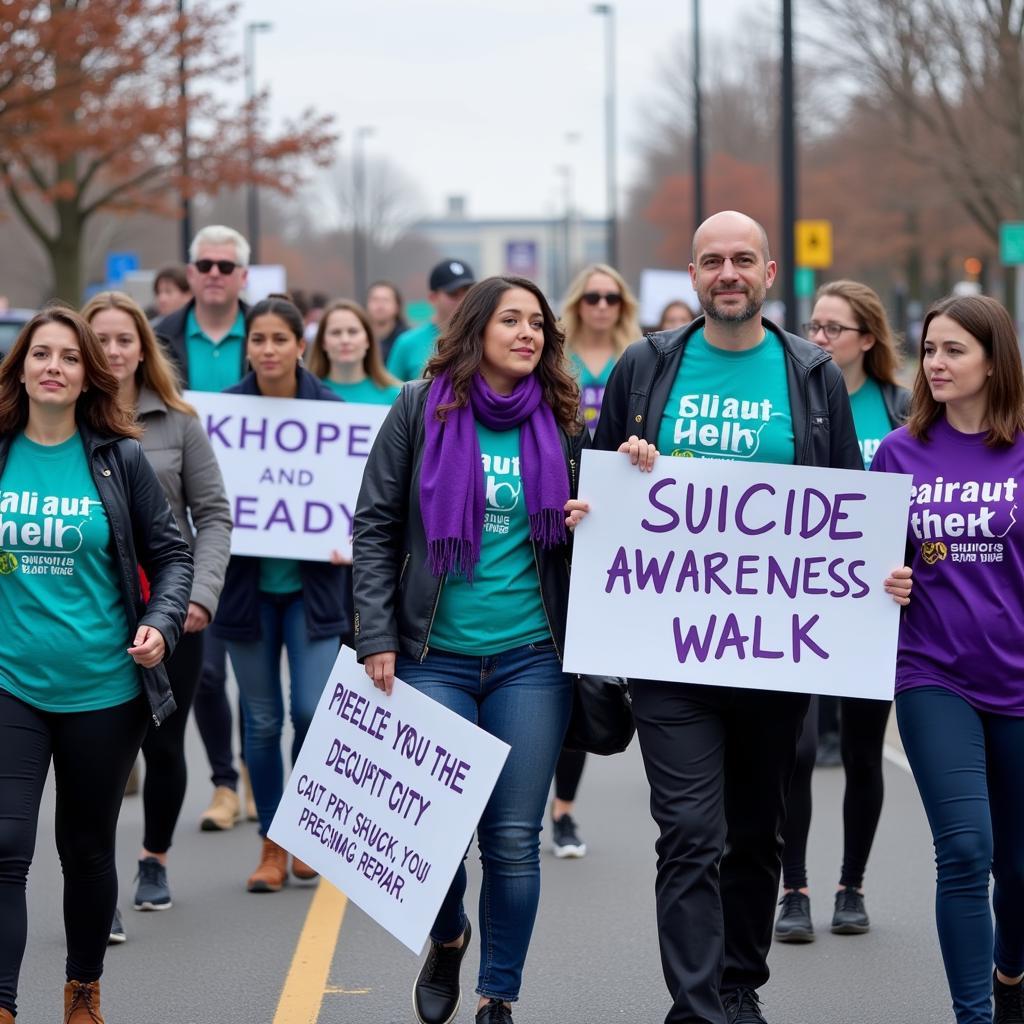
[[476, 998, 513, 1024], [413, 921, 471, 1024]]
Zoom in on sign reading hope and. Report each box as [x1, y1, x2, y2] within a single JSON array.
[[185, 390, 389, 561], [563, 451, 913, 699], [269, 648, 510, 953]]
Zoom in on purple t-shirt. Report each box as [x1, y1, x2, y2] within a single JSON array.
[[871, 418, 1024, 714]]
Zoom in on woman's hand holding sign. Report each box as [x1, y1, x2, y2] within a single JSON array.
[[365, 652, 397, 696], [884, 566, 913, 605]]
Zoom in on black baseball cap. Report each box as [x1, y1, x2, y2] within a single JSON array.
[[429, 259, 475, 294]]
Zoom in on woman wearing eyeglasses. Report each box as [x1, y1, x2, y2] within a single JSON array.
[[775, 279, 911, 945], [549, 264, 640, 860]]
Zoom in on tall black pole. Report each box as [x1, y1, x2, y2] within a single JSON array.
[[353, 126, 373, 301], [592, 4, 618, 267], [245, 22, 272, 265], [692, 0, 704, 231], [179, 0, 191, 262], [781, 0, 797, 333]]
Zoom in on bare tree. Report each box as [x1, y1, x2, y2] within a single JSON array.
[[816, 0, 1024, 242]]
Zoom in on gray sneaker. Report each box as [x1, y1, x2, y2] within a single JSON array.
[[108, 907, 126, 944], [133, 856, 172, 911]]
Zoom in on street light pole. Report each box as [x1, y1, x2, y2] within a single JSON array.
[[592, 4, 618, 267], [353, 126, 375, 300], [692, 0, 705, 230], [245, 21, 273, 265], [781, 0, 797, 333], [178, 0, 191, 263]]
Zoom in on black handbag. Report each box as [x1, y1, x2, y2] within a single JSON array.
[[562, 674, 635, 755]]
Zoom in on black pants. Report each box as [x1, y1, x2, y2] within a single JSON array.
[[0, 690, 148, 1018], [192, 630, 239, 789], [140, 632, 204, 853], [782, 696, 892, 890], [554, 748, 586, 803], [630, 680, 808, 1024]]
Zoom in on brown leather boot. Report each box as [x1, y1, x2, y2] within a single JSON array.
[[247, 837, 288, 892], [64, 980, 104, 1023], [292, 855, 318, 881], [0, 1005, 15, 1022]]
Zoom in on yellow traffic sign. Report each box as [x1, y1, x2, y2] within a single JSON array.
[[795, 220, 832, 269]]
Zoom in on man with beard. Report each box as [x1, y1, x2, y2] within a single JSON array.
[[594, 210, 862, 1024]]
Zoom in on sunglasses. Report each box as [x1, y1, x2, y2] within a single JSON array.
[[193, 259, 239, 275], [581, 291, 622, 306]]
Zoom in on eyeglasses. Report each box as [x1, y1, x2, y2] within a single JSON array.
[[193, 259, 239, 275], [802, 321, 866, 342], [581, 291, 622, 307]]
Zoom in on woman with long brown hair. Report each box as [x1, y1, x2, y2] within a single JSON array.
[[0, 307, 192, 1024], [873, 294, 1024, 1024], [352, 276, 586, 1024], [82, 291, 231, 936], [307, 299, 401, 405]]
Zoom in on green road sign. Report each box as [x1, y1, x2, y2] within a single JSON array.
[[999, 222, 1024, 265], [795, 267, 815, 298]]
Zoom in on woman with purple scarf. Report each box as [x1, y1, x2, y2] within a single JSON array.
[[353, 276, 650, 1024]]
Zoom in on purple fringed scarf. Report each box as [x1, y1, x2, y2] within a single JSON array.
[[420, 371, 569, 580]]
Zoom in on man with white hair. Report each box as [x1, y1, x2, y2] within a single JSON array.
[[156, 225, 250, 835]]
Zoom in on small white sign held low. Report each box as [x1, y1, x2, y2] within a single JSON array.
[[564, 451, 913, 700], [269, 647, 510, 953], [186, 390, 390, 561]]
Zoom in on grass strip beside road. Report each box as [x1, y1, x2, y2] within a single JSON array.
[[272, 879, 349, 1024]]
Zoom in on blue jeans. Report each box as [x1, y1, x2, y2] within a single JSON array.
[[897, 686, 1024, 1024], [226, 593, 340, 835], [396, 641, 571, 1003]]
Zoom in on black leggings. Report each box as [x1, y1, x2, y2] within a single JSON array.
[[0, 689, 148, 1018], [782, 695, 892, 891], [554, 748, 586, 804], [141, 631, 204, 853]]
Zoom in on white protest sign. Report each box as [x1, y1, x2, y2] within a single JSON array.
[[186, 390, 389, 561], [564, 451, 913, 699], [268, 647, 510, 953]]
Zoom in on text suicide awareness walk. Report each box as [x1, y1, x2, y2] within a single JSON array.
[[269, 648, 509, 953], [185, 390, 389, 561], [562, 451, 913, 700]]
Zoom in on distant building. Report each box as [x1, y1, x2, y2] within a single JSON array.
[[414, 196, 609, 308]]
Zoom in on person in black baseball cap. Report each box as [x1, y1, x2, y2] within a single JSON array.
[[386, 259, 476, 381]]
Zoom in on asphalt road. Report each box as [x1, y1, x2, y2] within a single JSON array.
[[18, 708, 952, 1024]]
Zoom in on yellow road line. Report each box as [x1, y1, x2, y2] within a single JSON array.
[[272, 880, 349, 1024]]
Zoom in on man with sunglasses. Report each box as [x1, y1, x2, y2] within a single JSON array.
[[156, 225, 251, 836], [386, 258, 475, 381], [594, 210, 861, 1024]]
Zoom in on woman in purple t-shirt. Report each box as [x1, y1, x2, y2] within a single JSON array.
[[872, 294, 1024, 1024]]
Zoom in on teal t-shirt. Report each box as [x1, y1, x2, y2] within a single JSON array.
[[322, 377, 401, 405], [849, 377, 892, 468], [657, 328, 795, 464], [570, 352, 616, 435], [259, 558, 303, 594], [386, 322, 438, 382], [185, 307, 246, 392], [0, 433, 139, 712], [429, 425, 551, 656]]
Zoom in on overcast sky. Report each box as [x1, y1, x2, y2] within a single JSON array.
[[238, 0, 766, 223]]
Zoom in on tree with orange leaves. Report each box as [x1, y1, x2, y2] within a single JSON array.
[[0, 0, 336, 301]]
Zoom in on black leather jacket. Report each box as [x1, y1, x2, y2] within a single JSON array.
[[593, 316, 863, 471], [879, 380, 912, 429], [352, 380, 587, 664], [0, 423, 194, 725]]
